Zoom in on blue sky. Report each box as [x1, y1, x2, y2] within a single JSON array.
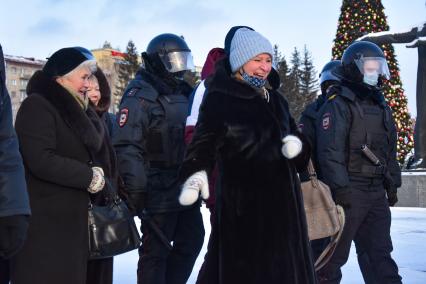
[[1, 0, 424, 116]]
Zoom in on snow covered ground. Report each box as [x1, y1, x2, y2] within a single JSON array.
[[114, 206, 426, 283]]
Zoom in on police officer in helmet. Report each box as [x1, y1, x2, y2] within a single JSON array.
[[113, 33, 204, 284], [299, 59, 342, 164], [316, 41, 402, 283], [298, 60, 342, 266]]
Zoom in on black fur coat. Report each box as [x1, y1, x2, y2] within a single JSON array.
[[180, 61, 316, 284], [11, 70, 117, 284]]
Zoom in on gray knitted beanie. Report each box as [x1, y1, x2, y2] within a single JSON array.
[[229, 28, 273, 72]]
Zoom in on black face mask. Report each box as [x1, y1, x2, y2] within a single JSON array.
[[345, 80, 385, 105], [142, 52, 181, 89], [173, 71, 186, 80]]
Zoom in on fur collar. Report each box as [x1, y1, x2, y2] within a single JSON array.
[[27, 71, 105, 153]]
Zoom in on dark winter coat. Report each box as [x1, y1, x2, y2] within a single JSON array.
[[316, 83, 401, 195], [298, 85, 341, 182], [361, 22, 426, 166], [11, 70, 118, 284], [0, 44, 30, 218], [113, 68, 193, 213], [180, 60, 316, 284]]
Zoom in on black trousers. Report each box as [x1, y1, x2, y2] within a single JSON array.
[[311, 237, 330, 262], [318, 185, 402, 284], [0, 259, 9, 284], [86, 257, 113, 284], [137, 205, 204, 284], [355, 232, 376, 284]]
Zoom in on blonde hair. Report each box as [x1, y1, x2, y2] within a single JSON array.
[[88, 73, 99, 86]]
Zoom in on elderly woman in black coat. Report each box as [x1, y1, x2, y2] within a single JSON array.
[[11, 47, 118, 284], [178, 28, 316, 284]]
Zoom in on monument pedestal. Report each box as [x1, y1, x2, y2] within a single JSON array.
[[397, 171, 426, 207]]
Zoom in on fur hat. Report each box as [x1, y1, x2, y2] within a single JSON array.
[[229, 28, 273, 72], [43, 47, 95, 78]]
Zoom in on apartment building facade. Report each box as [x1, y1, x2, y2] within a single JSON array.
[[4, 55, 45, 121]]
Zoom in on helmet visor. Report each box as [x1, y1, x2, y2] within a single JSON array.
[[354, 57, 390, 79], [161, 51, 195, 73], [320, 70, 341, 85]]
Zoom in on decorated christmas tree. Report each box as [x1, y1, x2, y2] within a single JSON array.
[[332, 0, 414, 164]]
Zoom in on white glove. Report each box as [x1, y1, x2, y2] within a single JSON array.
[[281, 135, 302, 159], [179, 170, 209, 206], [87, 167, 105, 194]]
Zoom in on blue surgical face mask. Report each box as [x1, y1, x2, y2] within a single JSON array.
[[363, 71, 379, 86], [241, 72, 267, 88]]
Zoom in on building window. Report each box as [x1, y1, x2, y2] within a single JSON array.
[[11, 67, 17, 73], [11, 91, 16, 98], [11, 80, 17, 86], [20, 91, 27, 102], [20, 80, 28, 87]]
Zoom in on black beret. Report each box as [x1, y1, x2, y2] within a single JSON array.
[[43, 46, 95, 78]]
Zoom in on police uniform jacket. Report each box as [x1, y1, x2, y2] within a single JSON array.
[[298, 93, 328, 182], [316, 82, 401, 195], [113, 68, 192, 213]]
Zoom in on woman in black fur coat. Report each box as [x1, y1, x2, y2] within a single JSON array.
[[11, 47, 117, 284], [179, 28, 316, 283]]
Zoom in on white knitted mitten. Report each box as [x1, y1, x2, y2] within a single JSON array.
[[281, 135, 302, 159], [179, 170, 209, 206], [87, 167, 105, 194]]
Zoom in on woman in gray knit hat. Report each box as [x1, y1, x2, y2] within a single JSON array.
[[178, 28, 316, 283]]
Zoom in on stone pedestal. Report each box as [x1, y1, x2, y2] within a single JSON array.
[[397, 171, 426, 207]]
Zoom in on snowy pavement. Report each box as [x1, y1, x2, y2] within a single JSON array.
[[114, 206, 426, 283]]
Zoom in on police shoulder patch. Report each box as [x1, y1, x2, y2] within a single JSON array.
[[322, 112, 331, 130], [127, 88, 139, 97], [118, 108, 129, 127]]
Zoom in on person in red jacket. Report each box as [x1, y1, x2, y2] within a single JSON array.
[[185, 47, 226, 221]]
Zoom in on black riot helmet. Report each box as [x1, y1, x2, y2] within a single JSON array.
[[341, 41, 390, 87], [319, 60, 342, 94], [145, 33, 194, 74]]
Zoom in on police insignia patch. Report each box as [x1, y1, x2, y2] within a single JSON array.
[[118, 108, 129, 127], [322, 113, 331, 130]]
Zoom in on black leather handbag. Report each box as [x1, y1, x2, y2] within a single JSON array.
[[88, 179, 141, 259]]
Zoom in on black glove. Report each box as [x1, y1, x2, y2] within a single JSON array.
[[0, 215, 29, 259], [386, 186, 398, 207], [127, 192, 146, 216], [116, 176, 146, 215], [334, 189, 352, 209]]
